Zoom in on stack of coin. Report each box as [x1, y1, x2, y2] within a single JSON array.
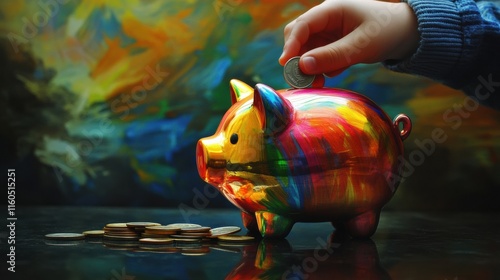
[[46, 221, 257, 256], [103, 223, 141, 240], [180, 226, 211, 237], [126, 222, 161, 233], [142, 225, 181, 238]]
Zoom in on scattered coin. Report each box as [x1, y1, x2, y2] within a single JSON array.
[[180, 226, 211, 233], [45, 233, 86, 241], [144, 226, 179, 235], [126, 222, 161, 228], [284, 56, 315, 89], [165, 223, 202, 230], [82, 230, 105, 237], [208, 226, 241, 238], [139, 238, 174, 245], [141, 233, 171, 238], [180, 232, 212, 237], [172, 237, 203, 243], [48, 221, 250, 256], [105, 223, 129, 228]]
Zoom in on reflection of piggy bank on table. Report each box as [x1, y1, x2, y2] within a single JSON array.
[[196, 80, 411, 238]]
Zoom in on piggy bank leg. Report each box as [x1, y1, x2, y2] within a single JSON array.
[[345, 210, 380, 239], [241, 211, 259, 233], [255, 211, 294, 238]]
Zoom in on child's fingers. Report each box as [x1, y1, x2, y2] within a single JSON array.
[[300, 26, 375, 75], [280, 2, 344, 65]]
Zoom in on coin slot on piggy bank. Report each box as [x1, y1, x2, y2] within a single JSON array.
[[196, 79, 412, 238]]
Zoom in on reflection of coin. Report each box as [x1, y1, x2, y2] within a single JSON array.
[[139, 238, 174, 244], [103, 234, 140, 240], [181, 247, 210, 256], [208, 226, 241, 238], [217, 235, 255, 242], [45, 233, 86, 241], [284, 56, 315, 88], [45, 240, 85, 246]]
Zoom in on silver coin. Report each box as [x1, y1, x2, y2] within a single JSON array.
[[283, 56, 315, 89], [208, 226, 241, 238], [45, 233, 86, 240]]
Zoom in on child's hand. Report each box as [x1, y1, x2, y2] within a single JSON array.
[[279, 0, 420, 77]]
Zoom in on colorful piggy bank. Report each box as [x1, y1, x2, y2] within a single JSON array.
[[196, 80, 411, 238]]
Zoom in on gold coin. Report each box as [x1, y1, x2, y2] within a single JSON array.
[[139, 238, 174, 244], [172, 237, 202, 243], [171, 234, 204, 240], [45, 233, 86, 241], [126, 222, 161, 228], [180, 226, 211, 233], [82, 230, 105, 237], [103, 234, 140, 240], [180, 232, 212, 237], [103, 227, 137, 233], [103, 230, 138, 234], [217, 235, 255, 242], [105, 223, 128, 228], [141, 233, 171, 238], [145, 225, 181, 231]]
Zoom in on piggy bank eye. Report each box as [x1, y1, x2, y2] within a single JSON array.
[[230, 133, 239, 144]]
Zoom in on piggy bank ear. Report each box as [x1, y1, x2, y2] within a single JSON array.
[[230, 79, 253, 104], [253, 84, 293, 136]]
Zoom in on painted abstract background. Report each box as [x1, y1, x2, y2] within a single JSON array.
[[1, 0, 499, 209]]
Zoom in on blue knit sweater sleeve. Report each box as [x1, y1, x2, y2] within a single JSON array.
[[384, 0, 500, 108]]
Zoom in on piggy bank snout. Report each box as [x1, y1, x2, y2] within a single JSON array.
[[196, 138, 226, 184]]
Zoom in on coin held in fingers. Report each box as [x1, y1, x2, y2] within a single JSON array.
[[284, 56, 315, 89]]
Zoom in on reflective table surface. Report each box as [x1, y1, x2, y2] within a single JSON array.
[[3, 207, 500, 279]]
